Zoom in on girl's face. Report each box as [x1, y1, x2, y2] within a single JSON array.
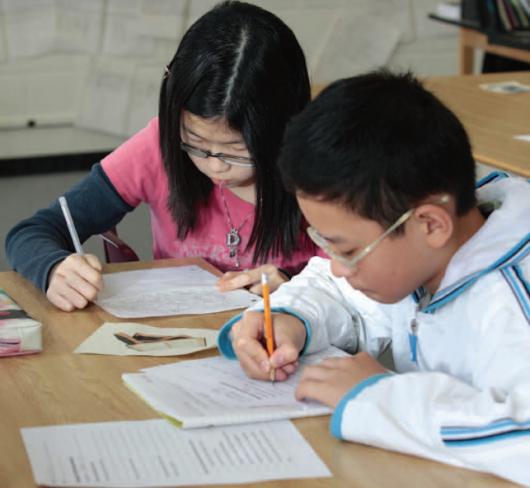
[[180, 110, 255, 190]]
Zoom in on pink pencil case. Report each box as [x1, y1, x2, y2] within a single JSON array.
[[0, 289, 42, 357]]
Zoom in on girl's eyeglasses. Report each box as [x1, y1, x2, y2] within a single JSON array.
[[307, 195, 449, 270], [180, 142, 255, 168]]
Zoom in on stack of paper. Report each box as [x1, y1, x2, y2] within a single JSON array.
[[123, 347, 349, 428]]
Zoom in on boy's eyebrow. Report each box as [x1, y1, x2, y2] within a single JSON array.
[[182, 124, 245, 146]]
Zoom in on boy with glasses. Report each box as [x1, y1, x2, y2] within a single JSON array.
[[217, 71, 530, 485]]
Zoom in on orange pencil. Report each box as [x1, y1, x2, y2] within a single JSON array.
[[261, 273, 275, 382]]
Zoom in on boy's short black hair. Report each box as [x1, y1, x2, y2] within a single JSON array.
[[278, 70, 477, 230]]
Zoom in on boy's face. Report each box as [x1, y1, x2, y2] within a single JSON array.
[[298, 194, 434, 304]]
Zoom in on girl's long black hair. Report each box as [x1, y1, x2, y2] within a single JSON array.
[[158, 1, 311, 263]]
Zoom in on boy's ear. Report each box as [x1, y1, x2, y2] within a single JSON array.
[[413, 203, 453, 249]]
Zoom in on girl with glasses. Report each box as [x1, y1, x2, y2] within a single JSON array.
[[6, 1, 316, 312]]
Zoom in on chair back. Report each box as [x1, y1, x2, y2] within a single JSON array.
[[101, 227, 140, 263]]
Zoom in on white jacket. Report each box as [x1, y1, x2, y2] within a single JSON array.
[[218, 173, 530, 485]]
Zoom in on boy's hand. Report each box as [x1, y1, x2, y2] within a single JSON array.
[[46, 254, 103, 311], [217, 264, 288, 295], [296, 352, 387, 408], [231, 310, 307, 381]]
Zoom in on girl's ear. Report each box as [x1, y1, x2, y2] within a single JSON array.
[[413, 201, 453, 249]]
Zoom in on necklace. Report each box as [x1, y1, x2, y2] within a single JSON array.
[[219, 186, 253, 268]]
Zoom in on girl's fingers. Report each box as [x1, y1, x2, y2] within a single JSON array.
[[218, 272, 250, 291], [46, 288, 75, 311], [217, 264, 288, 294], [248, 283, 263, 295]]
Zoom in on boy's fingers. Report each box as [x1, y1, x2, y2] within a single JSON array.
[[300, 364, 333, 382], [271, 368, 289, 382], [280, 362, 299, 375], [296, 378, 344, 408], [232, 312, 263, 340], [295, 379, 327, 403], [270, 344, 300, 368], [233, 336, 269, 365], [237, 346, 272, 380]]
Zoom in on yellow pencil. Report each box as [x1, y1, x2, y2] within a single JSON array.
[[261, 273, 275, 382]]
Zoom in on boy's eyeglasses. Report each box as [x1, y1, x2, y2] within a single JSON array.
[[307, 195, 449, 270], [180, 142, 255, 168]]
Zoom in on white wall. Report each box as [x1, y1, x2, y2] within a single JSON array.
[[0, 0, 463, 149]]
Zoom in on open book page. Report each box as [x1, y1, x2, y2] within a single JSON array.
[[95, 266, 259, 318], [21, 419, 331, 487], [122, 346, 350, 428]]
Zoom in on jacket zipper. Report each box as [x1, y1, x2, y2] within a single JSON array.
[[409, 318, 418, 363]]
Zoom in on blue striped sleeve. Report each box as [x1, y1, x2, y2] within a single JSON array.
[[330, 373, 391, 439]]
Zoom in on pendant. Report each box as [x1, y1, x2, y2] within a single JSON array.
[[226, 228, 241, 258]]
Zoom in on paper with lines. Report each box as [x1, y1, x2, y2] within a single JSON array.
[[123, 347, 349, 428], [96, 265, 258, 318], [21, 419, 331, 487]]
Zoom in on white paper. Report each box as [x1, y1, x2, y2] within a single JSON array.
[[74, 322, 219, 356], [122, 347, 349, 428], [514, 134, 530, 142], [479, 81, 530, 94], [96, 266, 259, 318], [21, 419, 331, 487]]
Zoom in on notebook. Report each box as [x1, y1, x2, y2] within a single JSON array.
[[122, 346, 349, 429], [0, 289, 42, 357]]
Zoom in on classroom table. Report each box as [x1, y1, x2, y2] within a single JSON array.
[[424, 71, 530, 179], [0, 258, 519, 488], [313, 71, 530, 179], [458, 27, 530, 76]]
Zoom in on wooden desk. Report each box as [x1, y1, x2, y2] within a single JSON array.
[[424, 72, 530, 178], [459, 27, 530, 75], [0, 259, 517, 488], [313, 73, 530, 178]]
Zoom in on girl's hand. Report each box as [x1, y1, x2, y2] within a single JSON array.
[[231, 310, 307, 381], [46, 254, 103, 311], [217, 264, 288, 295]]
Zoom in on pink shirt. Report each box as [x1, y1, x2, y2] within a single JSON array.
[[101, 118, 316, 275]]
